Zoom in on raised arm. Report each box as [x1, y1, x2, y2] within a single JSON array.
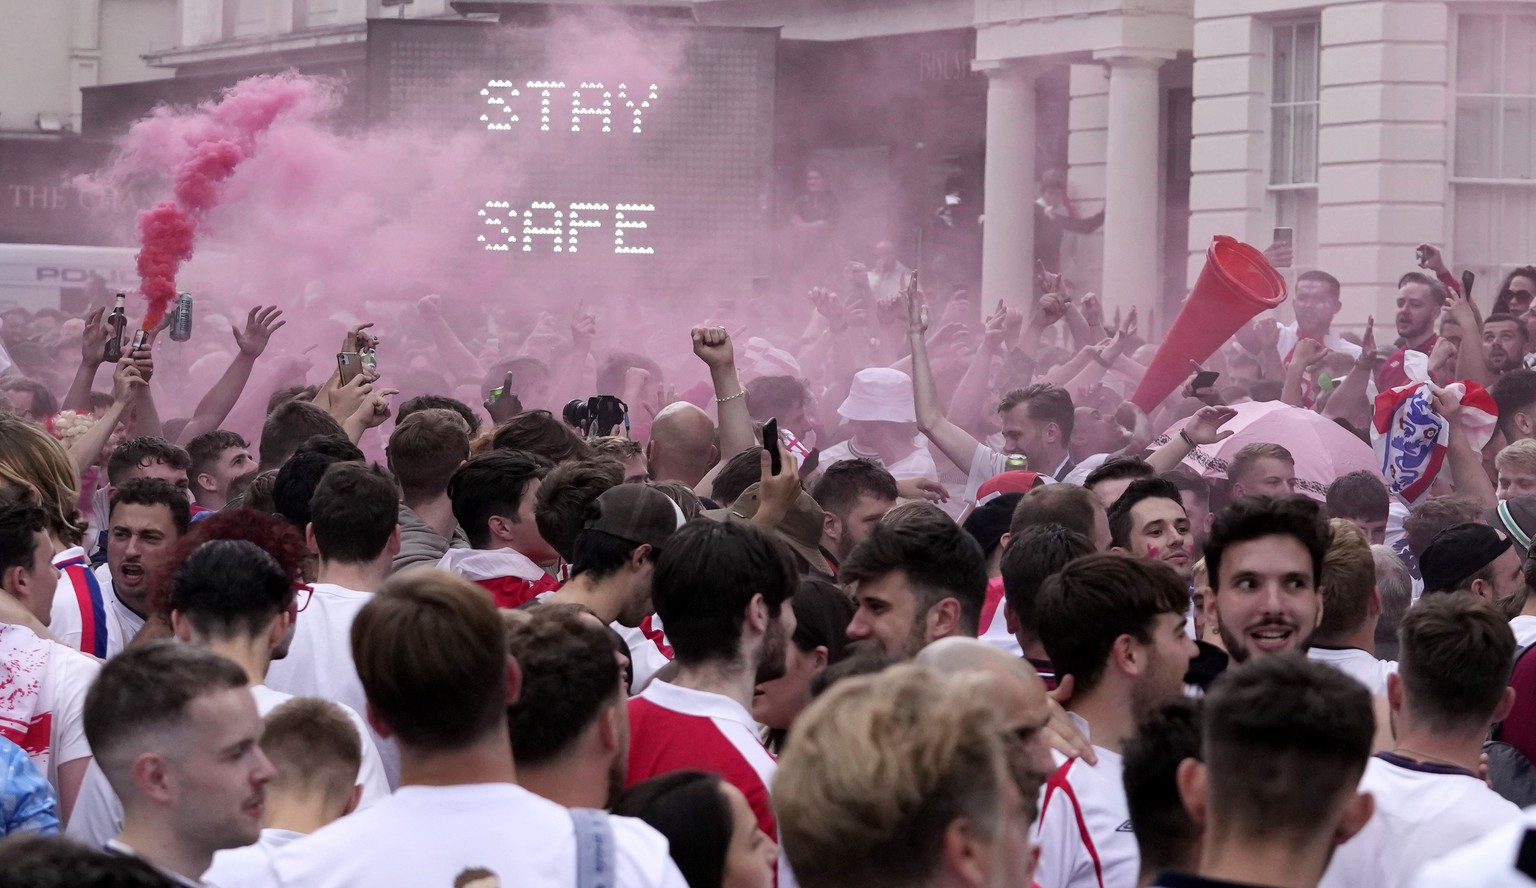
[[62, 307, 111, 414], [1434, 385, 1497, 509], [1145, 405, 1237, 473], [1281, 338, 1331, 408], [909, 279, 990, 473], [67, 357, 146, 477], [1323, 316, 1380, 422], [418, 294, 486, 385], [948, 301, 1016, 431], [177, 306, 286, 444], [692, 325, 757, 461], [1447, 288, 1493, 387]]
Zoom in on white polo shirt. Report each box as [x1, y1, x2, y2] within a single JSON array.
[[1307, 647, 1398, 697], [1321, 753, 1523, 888], [266, 783, 687, 888], [1034, 714, 1139, 888], [203, 827, 305, 888]]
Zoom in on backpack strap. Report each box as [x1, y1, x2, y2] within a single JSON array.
[[571, 807, 616, 888]]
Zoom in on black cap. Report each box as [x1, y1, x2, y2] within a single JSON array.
[[962, 492, 1024, 559], [1420, 523, 1513, 594]]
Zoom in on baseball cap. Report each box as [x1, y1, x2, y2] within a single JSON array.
[[584, 484, 681, 550], [1486, 496, 1536, 559], [975, 470, 1044, 506], [702, 482, 833, 575], [1420, 523, 1513, 594], [962, 491, 1024, 558]]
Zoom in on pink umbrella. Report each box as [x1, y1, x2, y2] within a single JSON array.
[[1156, 401, 1377, 500]]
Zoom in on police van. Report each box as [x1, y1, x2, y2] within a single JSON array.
[[0, 243, 138, 311]]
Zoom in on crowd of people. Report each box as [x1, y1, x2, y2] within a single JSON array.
[[0, 237, 1534, 888]]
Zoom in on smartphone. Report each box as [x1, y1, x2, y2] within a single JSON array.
[[762, 419, 782, 476], [1416, 245, 1430, 268], [1192, 370, 1220, 391], [799, 448, 820, 478], [1271, 227, 1293, 267], [337, 352, 362, 385]]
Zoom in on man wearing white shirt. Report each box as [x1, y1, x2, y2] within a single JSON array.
[[0, 500, 98, 826], [203, 698, 362, 888], [1307, 520, 1398, 696], [100, 478, 190, 655], [1033, 553, 1198, 888], [543, 483, 681, 692], [1320, 595, 1522, 888], [267, 570, 688, 888], [83, 642, 275, 888], [265, 462, 400, 785], [68, 538, 390, 847], [1239, 271, 1362, 374]]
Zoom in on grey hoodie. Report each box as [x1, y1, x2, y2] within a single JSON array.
[[392, 502, 469, 574]]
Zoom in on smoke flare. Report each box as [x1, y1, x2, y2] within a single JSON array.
[[125, 74, 331, 328]]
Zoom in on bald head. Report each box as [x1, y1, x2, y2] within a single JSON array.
[[917, 637, 1052, 772], [647, 402, 718, 487]]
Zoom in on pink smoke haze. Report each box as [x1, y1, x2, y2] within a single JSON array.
[[102, 74, 333, 328]]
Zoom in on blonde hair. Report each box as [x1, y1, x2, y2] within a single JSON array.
[[0, 414, 85, 545], [1496, 438, 1536, 477], [776, 664, 1042, 888], [1317, 519, 1376, 640]]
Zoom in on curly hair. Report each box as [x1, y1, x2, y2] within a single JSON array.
[[151, 508, 309, 619]]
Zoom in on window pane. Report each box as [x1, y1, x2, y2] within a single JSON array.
[[1295, 22, 1319, 101], [1293, 103, 1318, 184], [1456, 97, 1499, 178], [1458, 15, 1500, 95], [1274, 189, 1317, 267], [1272, 25, 1294, 104], [1453, 184, 1499, 269], [1271, 107, 1293, 185], [1509, 16, 1536, 97], [1502, 98, 1536, 180], [1504, 187, 1536, 268]]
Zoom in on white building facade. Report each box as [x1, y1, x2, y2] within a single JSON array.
[[6, 0, 1532, 334]]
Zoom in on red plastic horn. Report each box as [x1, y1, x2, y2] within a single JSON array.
[[1130, 236, 1288, 412]]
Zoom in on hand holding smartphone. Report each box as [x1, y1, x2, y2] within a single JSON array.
[[337, 352, 362, 385], [762, 419, 782, 476]]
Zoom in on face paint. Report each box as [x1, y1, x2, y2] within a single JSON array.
[[1145, 545, 1161, 559]]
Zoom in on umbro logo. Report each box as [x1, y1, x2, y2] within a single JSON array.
[[1116, 820, 1135, 833]]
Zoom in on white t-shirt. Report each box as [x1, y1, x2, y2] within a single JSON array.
[[614, 621, 672, 695], [263, 583, 398, 788], [1511, 615, 1536, 649], [0, 625, 99, 796], [1407, 807, 1536, 888], [1307, 647, 1399, 696], [204, 828, 305, 888], [817, 437, 939, 481], [266, 783, 688, 888], [1275, 322, 1363, 362], [67, 685, 390, 849], [1322, 753, 1523, 888], [93, 565, 145, 656], [37, 641, 97, 793], [964, 443, 1063, 503], [1035, 714, 1139, 888]]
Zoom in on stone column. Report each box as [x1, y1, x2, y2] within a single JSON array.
[[1096, 51, 1171, 319], [976, 59, 1037, 311]]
